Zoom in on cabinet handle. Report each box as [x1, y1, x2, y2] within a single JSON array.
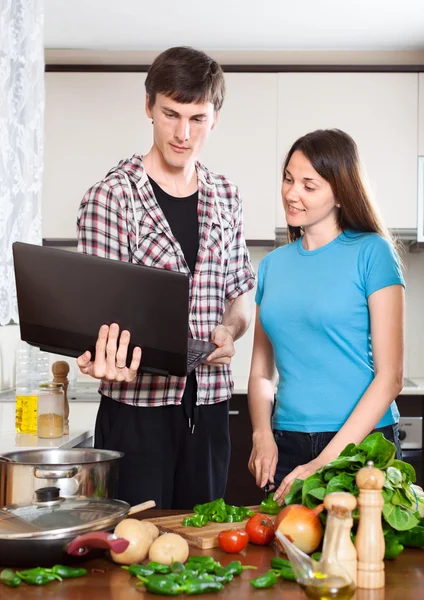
[[229, 410, 240, 416]]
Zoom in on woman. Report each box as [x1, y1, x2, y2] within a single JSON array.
[[248, 129, 404, 504]]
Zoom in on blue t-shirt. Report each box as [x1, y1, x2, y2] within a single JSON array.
[[255, 230, 405, 432]]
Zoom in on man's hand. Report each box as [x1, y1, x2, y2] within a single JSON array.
[[272, 459, 320, 505], [77, 323, 142, 383], [205, 324, 235, 366]]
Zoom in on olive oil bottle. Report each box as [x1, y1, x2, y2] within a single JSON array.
[[15, 342, 49, 434], [300, 576, 356, 600]]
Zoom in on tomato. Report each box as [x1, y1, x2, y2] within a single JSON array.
[[217, 529, 249, 553], [245, 513, 275, 545]]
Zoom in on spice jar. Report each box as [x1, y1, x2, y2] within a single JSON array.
[[37, 382, 64, 439]]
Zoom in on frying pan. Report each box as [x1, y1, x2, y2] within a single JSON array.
[[0, 486, 155, 567]]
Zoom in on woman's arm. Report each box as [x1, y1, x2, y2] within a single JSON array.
[[248, 307, 279, 488], [274, 283, 404, 501]]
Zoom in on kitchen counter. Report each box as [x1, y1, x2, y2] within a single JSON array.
[[0, 429, 93, 456], [0, 508, 422, 600]]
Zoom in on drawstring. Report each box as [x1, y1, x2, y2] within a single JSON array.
[[183, 373, 198, 434], [122, 172, 140, 248]]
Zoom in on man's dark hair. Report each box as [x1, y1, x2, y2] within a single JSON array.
[[145, 46, 225, 112]]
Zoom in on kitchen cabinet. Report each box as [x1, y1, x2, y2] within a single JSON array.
[[43, 72, 149, 240], [225, 394, 264, 506], [199, 73, 278, 241], [276, 73, 419, 231], [43, 72, 278, 242], [419, 73, 424, 156]]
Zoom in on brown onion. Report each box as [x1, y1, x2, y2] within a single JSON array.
[[274, 504, 324, 554]]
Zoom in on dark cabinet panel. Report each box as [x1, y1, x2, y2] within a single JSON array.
[[225, 395, 264, 506]]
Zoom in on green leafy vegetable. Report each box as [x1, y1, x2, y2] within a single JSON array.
[[182, 499, 254, 527], [284, 432, 422, 558]]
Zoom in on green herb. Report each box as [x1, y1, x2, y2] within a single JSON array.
[[182, 498, 254, 527], [284, 432, 421, 558]]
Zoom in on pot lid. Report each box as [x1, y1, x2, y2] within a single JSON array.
[[0, 487, 130, 540]]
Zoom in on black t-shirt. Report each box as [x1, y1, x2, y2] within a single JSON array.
[[149, 177, 199, 276]]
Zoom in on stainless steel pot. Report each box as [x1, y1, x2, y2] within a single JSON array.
[[0, 449, 123, 506]]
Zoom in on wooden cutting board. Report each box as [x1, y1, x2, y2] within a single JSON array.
[[148, 506, 262, 549]]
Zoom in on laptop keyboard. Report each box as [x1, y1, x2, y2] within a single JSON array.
[[187, 347, 206, 370]]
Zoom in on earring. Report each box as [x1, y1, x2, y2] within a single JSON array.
[[151, 120, 154, 124], [336, 204, 341, 208]]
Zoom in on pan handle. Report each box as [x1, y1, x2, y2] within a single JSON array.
[[67, 532, 130, 556], [34, 466, 78, 479]]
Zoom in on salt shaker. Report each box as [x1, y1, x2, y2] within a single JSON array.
[[324, 491, 357, 584], [52, 361, 70, 435], [355, 460, 385, 589]]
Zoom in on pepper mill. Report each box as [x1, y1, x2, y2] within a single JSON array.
[[324, 491, 357, 585], [52, 361, 70, 435], [355, 460, 385, 589]]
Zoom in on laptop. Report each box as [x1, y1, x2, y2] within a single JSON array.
[[12, 242, 216, 377]]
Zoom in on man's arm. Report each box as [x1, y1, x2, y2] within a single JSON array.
[[206, 293, 252, 366]]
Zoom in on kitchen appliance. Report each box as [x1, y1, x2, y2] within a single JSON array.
[[0, 448, 123, 506], [0, 487, 155, 566], [398, 416, 423, 487]]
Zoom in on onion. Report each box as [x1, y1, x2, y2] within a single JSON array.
[[274, 504, 324, 554]]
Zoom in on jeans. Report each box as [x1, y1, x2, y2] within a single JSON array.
[[273, 423, 402, 489]]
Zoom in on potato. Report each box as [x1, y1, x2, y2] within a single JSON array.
[[141, 520, 160, 542], [148, 533, 189, 565], [110, 518, 153, 565]]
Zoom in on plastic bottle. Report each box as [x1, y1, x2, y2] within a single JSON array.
[[15, 342, 50, 434]]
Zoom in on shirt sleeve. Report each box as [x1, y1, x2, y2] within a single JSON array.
[[360, 235, 405, 298], [76, 180, 130, 262], [225, 190, 256, 300]]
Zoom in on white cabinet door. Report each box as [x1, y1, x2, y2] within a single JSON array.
[[200, 73, 279, 240], [419, 73, 424, 157], [276, 73, 418, 230], [43, 73, 149, 239]]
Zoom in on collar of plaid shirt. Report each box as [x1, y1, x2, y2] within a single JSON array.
[[83, 154, 255, 406]]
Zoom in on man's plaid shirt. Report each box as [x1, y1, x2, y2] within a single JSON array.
[[77, 154, 256, 406]]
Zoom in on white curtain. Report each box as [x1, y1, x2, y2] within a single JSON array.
[[0, 0, 44, 325]]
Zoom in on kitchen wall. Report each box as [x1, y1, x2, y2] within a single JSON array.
[[1, 246, 424, 392], [1, 49, 424, 391]]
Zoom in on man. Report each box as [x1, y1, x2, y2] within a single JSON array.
[[76, 46, 255, 509]]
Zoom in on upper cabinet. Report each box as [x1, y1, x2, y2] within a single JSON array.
[[419, 73, 424, 157], [44, 72, 278, 242], [276, 73, 419, 231], [43, 72, 149, 239], [200, 73, 278, 241]]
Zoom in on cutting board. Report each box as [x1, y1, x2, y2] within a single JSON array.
[[148, 505, 262, 549]]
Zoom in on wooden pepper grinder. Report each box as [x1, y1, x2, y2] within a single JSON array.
[[52, 361, 70, 435], [355, 460, 385, 589], [324, 491, 357, 585]]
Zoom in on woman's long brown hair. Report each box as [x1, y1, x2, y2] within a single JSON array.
[[283, 129, 396, 249]]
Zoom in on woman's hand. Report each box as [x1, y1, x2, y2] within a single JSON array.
[[77, 323, 142, 383], [273, 459, 320, 504], [248, 431, 278, 489]]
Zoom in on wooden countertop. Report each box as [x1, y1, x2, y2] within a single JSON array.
[[0, 509, 423, 600]]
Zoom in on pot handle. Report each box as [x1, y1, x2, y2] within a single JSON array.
[[34, 466, 78, 479], [67, 532, 130, 556]]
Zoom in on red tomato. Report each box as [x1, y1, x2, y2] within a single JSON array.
[[218, 529, 249, 553], [245, 513, 275, 545]]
